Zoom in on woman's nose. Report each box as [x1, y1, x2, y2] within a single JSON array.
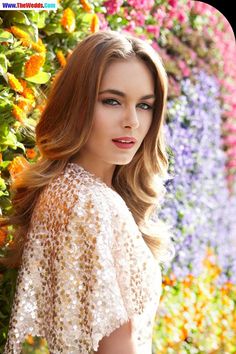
[[122, 107, 139, 129]]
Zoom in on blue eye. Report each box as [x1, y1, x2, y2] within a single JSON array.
[[139, 103, 153, 110], [102, 98, 119, 106]]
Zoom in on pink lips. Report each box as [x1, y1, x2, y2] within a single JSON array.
[[112, 136, 137, 149]]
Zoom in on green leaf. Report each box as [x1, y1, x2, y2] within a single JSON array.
[[0, 124, 9, 138], [4, 11, 30, 25], [0, 161, 11, 169], [0, 30, 14, 43], [0, 190, 8, 197], [25, 71, 51, 84], [82, 13, 94, 24], [43, 23, 63, 36], [28, 11, 48, 29], [37, 12, 48, 29], [0, 54, 8, 75], [0, 177, 6, 191], [0, 130, 24, 151], [15, 141, 25, 152]]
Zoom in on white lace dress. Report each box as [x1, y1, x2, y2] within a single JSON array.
[[4, 162, 162, 354]]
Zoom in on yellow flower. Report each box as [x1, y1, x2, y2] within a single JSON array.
[[80, 0, 92, 12], [56, 50, 67, 68], [10, 26, 30, 40], [40, 338, 47, 346], [90, 14, 99, 33], [61, 8, 76, 33], [12, 104, 26, 123], [26, 334, 34, 345], [24, 54, 45, 78], [7, 73, 23, 93]]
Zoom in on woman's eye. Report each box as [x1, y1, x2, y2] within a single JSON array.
[[102, 98, 119, 106], [138, 103, 153, 110]]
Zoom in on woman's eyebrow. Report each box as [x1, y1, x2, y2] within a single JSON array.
[[98, 89, 155, 100]]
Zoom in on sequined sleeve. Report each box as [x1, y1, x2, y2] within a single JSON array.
[[51, 190, 157, 353], [3, 163, 162, 354]]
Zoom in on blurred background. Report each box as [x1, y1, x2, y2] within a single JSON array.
[[0, 0, 235, 353]]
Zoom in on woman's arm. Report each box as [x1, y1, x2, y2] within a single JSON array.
[[95, 320, 138, 354]]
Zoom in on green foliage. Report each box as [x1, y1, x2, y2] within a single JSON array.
[[0, 267, 18, 353]]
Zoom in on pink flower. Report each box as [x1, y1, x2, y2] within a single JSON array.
[[154, 6, 166, 23], [226, 160, 236, 169], [177, 11, 187, 24], [178, 60, 191, 77], [226, 174, 235, 183], [96, 13, 109, 30], [223, 135, 236, 146], [189, 49, 197, 62], [151, 41, 160, 51], [168, 0, 178, 8], [168, 8, 177, 21], [146, 25, 160, 37], [163, 17, 174, 29], [223, 123, 236, 133], [104, 0, 124, 15], [127, 0, 154, 10], [129, 9, 146, 26], [193, 1, 209, 14], [227, 147, 236, 158], [123, 20, 136, 32]]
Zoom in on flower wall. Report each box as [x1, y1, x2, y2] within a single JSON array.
[[0, 0, 235, 353]]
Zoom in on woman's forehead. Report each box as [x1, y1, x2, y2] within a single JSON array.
[[99, 58, 155, 94]]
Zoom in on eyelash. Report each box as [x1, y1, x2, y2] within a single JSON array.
[[102, 98, 153, 111]]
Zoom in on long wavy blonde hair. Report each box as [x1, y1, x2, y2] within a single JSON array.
[[0, 30, 175, 269]]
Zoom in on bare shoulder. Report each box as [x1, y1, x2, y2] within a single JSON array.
[[95, 320, 138, 354]]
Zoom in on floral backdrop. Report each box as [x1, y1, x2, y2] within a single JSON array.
[[0, 0, 235, 353]]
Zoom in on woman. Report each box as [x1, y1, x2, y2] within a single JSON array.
[[1, 30, 174, 353]]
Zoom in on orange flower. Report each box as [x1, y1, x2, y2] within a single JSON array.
[[10, 26, 30, 40], [162, 276, 174, 286], [183, 274, 194, 286], [0, 153, 2, 163], [24, 87, 35, 101], [26, 148, 37, 160], [19, 78, 34, 99], [0, 228, 8, 248], [32, 38, 46, 53], [21, 38, 46, 53], [56, 50, 67, 68], [8, 156, 29, 181], [61, 8, 76, 33], [17, 97, 34, 114], [180, 326, 188, 341], [7, 73, 23, 93], [24, 54, 45, 78], [90, 14, 99, 33], [12, 104, 26, 123], [80, 0, 92, 12]]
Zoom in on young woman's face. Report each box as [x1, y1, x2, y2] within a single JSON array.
[[79, 57, 155, 168]]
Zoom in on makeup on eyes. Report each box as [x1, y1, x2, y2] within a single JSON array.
[[101, 98, 153, 110]]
